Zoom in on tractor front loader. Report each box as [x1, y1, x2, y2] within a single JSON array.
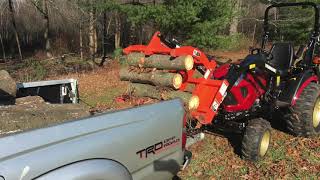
[[122, 31, 229, 125]]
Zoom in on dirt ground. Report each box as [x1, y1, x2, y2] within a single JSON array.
[[2, 50, 319, 179], [0, 96, 90, 137], [211, 49, 249, 62]]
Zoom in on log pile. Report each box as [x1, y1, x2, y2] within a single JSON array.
[[127, 53, 194, 71], [120, 53, 199, 110]]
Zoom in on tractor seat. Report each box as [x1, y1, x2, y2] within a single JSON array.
[[269, 42, 295, 76]]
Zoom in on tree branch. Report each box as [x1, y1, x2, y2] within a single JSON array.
[[30, 0, 46, 16]]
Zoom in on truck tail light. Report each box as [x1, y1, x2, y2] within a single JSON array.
[[182, 114, 187, 149]]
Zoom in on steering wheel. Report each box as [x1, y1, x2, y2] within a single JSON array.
[[250, 48, 261, 55], [250, 48, 273, 61]]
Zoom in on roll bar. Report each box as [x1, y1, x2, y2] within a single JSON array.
[[262, 2, 320, 49]]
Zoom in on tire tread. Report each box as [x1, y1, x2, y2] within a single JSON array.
[[241, 118, 271, 161], [284, 83, 320, 137]]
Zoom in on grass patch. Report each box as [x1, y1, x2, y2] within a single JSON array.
[[240, 166, 249, 175], [301, 150, 320, 165], [268, 139, 289, 162], [180, 131, 319, 179], [81, 86, 126, 108]]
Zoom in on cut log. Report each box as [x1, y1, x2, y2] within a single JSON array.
[[161, 90, 193, 105], [127, 53, 194, 71], [130, 83, 162, 99], [0, 70, 17, 102], [120, 68, 183, 89], [129, 83, 192, 104]]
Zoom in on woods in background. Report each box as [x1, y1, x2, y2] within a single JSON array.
[[0, 0, 320, 61]]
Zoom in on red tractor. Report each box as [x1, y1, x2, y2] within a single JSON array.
[[213, 2, 320, 160], [123, 2, 320, 161]]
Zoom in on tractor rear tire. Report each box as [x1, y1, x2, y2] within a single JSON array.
[[283, 82, 320, 137], [241, 118, 271, 161]]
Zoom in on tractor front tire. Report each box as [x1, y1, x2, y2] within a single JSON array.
[[284, 82, 320, 137], [241, 118, 271, 161]]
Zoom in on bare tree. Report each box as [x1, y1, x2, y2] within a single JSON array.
[[0, 33, 6, 61], [79, 19, 84, 60], [0, 4, 6, 61], [229, 0, 242, 35], [31, 0, 52, 57], [43, 0, 51, 57], [8, 0, 22, 61], [114, 11, 121, 49], [101, 10, 107, 64], [88, 0, 97, 60]]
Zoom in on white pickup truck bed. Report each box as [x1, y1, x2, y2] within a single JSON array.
[[0, 99, 189, 180]]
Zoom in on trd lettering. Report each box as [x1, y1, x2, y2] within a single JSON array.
[[136, 136, 180, 159], [136, 142, 163, 158]]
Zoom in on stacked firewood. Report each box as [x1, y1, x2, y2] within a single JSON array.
[[120, 52, 198, 107]]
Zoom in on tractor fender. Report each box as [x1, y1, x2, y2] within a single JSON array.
[[278, 70, 318, 105], [35, 159, 132, 180]]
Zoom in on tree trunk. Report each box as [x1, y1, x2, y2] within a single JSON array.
[[0, 33, 6, 61], [127, 53, 194, 71], [8, 0, 22, 61], [43, 0, 51, 57], [79, 20, 83, 60], [139, 25, 143, 44], [120, 68, 183, 89], [93, 21, 98, 54], [31, 0, 51, 57], [89, 4, 96, 60], [129, 83, 192, 104], [274, 8, 277, 21], [102, 11, 107, 60], [229, 0, 241, 35], [114, 11, 121, 49], [99, 10, 108, 66], [251, 23, 257, 46]]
